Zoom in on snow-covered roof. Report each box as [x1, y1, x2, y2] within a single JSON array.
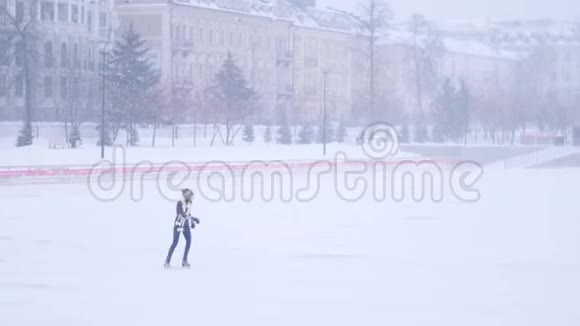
[[173, 0, 279, 19], [172, 0, 361, 34], [440, 19, 580, 47], [292, 6, 361, 33], [378, 24, 518, 60], [443, 38, 519, 60], [491, 21, 580, 47]]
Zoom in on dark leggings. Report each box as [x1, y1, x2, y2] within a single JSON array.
[[166, 224, 192, 263]]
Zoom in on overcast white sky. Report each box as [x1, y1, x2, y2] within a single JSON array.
[[318, 0, 579, 22]]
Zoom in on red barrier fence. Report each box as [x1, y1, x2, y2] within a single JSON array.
[[0, 157, 466, 183]]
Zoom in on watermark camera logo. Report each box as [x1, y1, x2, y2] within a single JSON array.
[[87, 123, 483, 203]]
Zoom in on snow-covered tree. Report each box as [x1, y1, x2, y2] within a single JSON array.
[[316, 123, 334, 144], [409, 14, 445, 118], [264, 124, 272, 143], [96, 122, 113, 147], [336, 122, 347, 143], [432, 79, 470, 143], [242, 123, 255, 144], [206, 51, 257, 146], [357, 0, 392, 119], [414, 119, 428, 143], [399, 122, 410, 144], [107, 23, 159, 146], [1, 1, 40, 146], [276, 122, 292, 144], [69, 123, 81, 148], [297, 123, 314, 144]]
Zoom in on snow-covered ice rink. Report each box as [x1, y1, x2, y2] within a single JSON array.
[[1, 165, 580, 326]]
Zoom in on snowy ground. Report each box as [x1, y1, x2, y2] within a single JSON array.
[[1, 164, 580, 326], [0, 124, 407, 166]]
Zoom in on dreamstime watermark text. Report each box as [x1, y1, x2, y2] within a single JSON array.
[[87, 123, 484, 203]]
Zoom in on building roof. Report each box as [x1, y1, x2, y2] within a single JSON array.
[[171, 0, 361, 33], [440, 19, 580, 47], [380, 24, 519, 61], [443, 38, 519, 60]]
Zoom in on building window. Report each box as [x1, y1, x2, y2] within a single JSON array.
[[87, 11, 93, 32], [85, 47, 89, 70], [61, 42, 68, 67], [174, 25, 181, 41], [71, 5, 78, 23], [15, 1, 24, 22], [15, 75, 24, 97], [15, 41, 24, 67], [0, 40, 9, 66], [88, 45, 94, 71], [60, 76, 67, 99], [44, 76, 53, 98], [99, 12, 107, 29], [57, 3, 68, 22], [44, 41, 54, 68], [81, 6, 85, 24], [41, 2, 55, 21], [0, 77, 6, 97], [73, 43, 79, 68]]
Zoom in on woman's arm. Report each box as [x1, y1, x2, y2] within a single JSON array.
[[176, 201, 185, 218]]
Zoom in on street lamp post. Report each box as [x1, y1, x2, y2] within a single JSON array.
[[100, 49, 106, 159], [100, 28, 112, 159], [322, 69, 329, 156]]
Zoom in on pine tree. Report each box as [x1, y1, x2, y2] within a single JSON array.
[[297, 123, 314, 144], [400, 122, 410, 144], [2, 2, 39, 147], [316, 123, 334, 144], [242, 123, 255, 144], [336, 122, 347, 143], [16, 121, 33, 147], [69, 123, 81, 148], [108, 23, 159, 147], [264, 124, 272, 143], [432, 78, 470, 143], [207, 52, 257, 146], [96, 122, 113, 146], [277, 124, 292, 144], [128, 125, 139, 146], [327, 125, 335, 143], [414, 119, 428, 143]]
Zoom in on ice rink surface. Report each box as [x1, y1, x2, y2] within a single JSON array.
[[1, 168, 580, 326]]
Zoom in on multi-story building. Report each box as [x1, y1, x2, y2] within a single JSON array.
[[443, 20, 580, 106], [114, 0, 358, 124], [490, 21, 580, 107], [363, 26, 517, 124], [0, 0, 115, 121], [3, 0, 576, 127]]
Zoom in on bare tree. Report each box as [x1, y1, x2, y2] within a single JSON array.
[[409, 14, 444, 117], [0, 0, 40, 146], [512, 43, 554, 132], [57, 66, 98, 148], [357, 0, 392, 121]]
